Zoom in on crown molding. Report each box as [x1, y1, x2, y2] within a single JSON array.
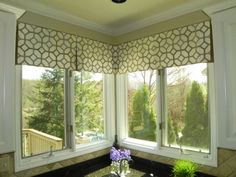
[[19, 0, 210, 37], [110, 0, 216, 36], [0, 2, 25, 19], [1, 0, 234, 37], [203, 0, 236, 15]]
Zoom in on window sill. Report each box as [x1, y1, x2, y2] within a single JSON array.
[[121, 138, 217, 167], [15, 140, 112, 172], [121, 138, 157, 154], [157, 146, 217, 167]]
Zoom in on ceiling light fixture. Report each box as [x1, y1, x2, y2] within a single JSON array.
[[112, 0, 127, 4]]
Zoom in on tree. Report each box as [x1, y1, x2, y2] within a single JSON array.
[[128, 71, 156, 107], [74, 72, 103, 135], [22, 79, 39, 128], [182, 81, 208, 148], [27, 69, 103, 143], [129, 85, 156, 141], [167, 67, 191, 132], [28, 69, 65, 139]]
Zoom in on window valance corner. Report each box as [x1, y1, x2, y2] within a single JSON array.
[[16, 20, 213, 74]]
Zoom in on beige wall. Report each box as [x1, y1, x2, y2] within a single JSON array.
[[112, 11, 210, 44], [18, 12, 114, 44], [18, 10, 209, 45], [0, 148, 236, 177]]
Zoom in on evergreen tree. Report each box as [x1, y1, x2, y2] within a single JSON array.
[[74, 72, 103, 135], [182, 81, 208, 148], [28, 70, 104, 141], [129, 85, 156, 141], [28, 69, 65, 139], [129, 86, 144, 133]]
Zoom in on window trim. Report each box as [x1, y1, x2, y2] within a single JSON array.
[[15, 66, 115, 172], [117, 64, 217, 167]]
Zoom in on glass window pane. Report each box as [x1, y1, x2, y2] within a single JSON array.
[[74, 72, 104, 145], [128, 70, 157, 142], [165, 63, 209, 153], [22, 65, 65, 157]]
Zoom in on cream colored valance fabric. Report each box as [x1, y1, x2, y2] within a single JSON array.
[[17, 21, 212, 74], [115, 21, 212, 73], [17, 23, 77, 70], [76, 37, 113, 73], [17, 22, 115, 73]]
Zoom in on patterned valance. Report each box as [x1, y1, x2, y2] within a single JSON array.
[[17, 21, 212, 74], [116, 21, 212, 73], [17, 23, 77, 70], [77, 37, 113, 73], [17, 22, 115, 73]]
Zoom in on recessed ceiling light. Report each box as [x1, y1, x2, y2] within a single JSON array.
[[112, 0, 127, 4]]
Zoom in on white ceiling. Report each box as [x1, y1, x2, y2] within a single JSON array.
[[0, 0, 227, 35]]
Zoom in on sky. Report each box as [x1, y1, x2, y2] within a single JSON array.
[[22, 65, 48, 80], [128, 63, 207, 89], [22, 65, 102, 81], [167, 63, 207, 85]]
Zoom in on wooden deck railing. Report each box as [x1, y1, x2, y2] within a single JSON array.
[[22, 129, 63, 157]]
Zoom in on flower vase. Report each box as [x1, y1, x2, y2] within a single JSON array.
[[110, 160, 130, 176]]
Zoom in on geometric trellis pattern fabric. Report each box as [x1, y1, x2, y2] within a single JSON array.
[[110, 45, 120, 73], [116, 21, 212, 74], [77, 37, 113, 74], [17, 23, 77, 70], [17, 21, 212, 74]]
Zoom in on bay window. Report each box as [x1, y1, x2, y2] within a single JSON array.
[[15, 20, 214, 171]]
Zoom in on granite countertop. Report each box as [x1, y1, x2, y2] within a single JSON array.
[[85, 166, 147, 177], [35, 155, 215, 177]]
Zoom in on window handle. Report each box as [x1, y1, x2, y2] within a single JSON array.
[[42, 146, 54, 159], [159, 122, 164, 130], [70, 125, 73, 132], [49, 146, 53, 156], [180, 147, 191, 155]]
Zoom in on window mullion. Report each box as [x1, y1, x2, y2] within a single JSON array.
[[158, 69, 168, 148], [64, 70, 75, 149], [156, 70, 161, 148], [104, 74, 116, 143], [124, 74, 129, 139]]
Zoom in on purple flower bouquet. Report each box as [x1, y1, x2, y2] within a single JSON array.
[[110, 147, 131, 176]]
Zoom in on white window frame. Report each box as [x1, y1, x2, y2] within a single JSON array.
[[15, 66, 115, 172], [117, 63, 217, 167]]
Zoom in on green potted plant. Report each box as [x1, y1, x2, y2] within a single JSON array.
[[172, 160, 197, 177]]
